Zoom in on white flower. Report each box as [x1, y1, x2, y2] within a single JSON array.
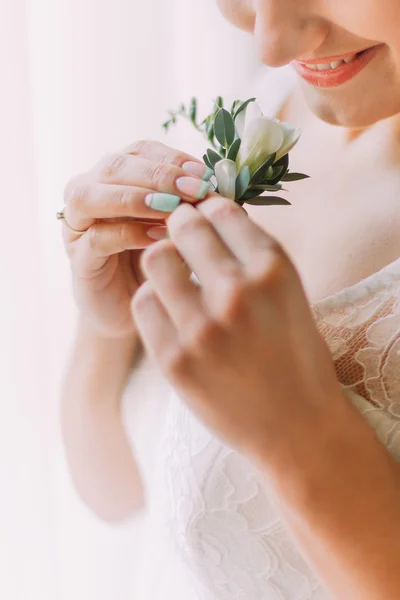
[[235, 101, 301, 175], [275, 122, 302, 161], [214, 159, 237, 201]]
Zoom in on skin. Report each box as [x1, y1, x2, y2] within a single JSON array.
[[62, 142, 208, 339], [61, 0, 400, 596], [217, 0, 400, 128]]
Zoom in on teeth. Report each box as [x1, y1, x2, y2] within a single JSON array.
[[303, 54, 358, 71], [317, 63, 331, 71]]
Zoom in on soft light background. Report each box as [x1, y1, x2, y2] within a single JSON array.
[[1, 1, 259, 598]]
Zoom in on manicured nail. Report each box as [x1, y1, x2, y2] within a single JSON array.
[[144, 193, 181, 212], [182, 161, 214, 181], [176, 177, 212, 200], [147, 226, 168, 241]]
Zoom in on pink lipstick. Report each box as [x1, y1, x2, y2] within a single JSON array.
[[292, 45, 384, 88]]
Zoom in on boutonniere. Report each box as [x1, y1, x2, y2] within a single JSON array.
[[163, 97, 309, 206]]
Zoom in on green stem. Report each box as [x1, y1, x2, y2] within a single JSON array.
[[182, 113, 203, 133], [168, 108, 219, 150]]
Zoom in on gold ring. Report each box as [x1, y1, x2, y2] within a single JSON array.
[[56, 209, 88, 235]]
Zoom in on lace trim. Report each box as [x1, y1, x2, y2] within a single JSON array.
[[313, 256, 400, 313], [311, 257, 400, 414]]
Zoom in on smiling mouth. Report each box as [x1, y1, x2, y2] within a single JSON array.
[[292, 45, 384, 88], [299, 51, 364, 71]]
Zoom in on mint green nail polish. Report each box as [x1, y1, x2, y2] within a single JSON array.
[[145, 193, 181, 212], [195, 181, 213, 200], [202, 167, 214, 182]]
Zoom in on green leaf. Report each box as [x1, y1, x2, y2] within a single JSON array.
[[281, 172, 310, 182], [273, 153, 289, 178], [230, 99, 241, 116], [207, 149, 223, 167], [240, 188, 263, 202], [207, 124, 215, 145], [204, 115, 216, 144], [254, 183, 283, 192], [203, 154, 214, 171], [214, 108, 236, 148], [189, 98, 197, 124], [265, 166, 274, 179], [250, 153, 276, 185], [235, 166, 251, 199], [213, 96, 224, 112], [267, 165, 284, 185], [227, 138, 241, 161], [233, 98, 256, 120], [244, 196, 291, 206]]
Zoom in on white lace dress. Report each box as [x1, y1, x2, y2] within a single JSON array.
[[121, 70, 400, 599]]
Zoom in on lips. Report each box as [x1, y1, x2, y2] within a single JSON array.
[[292, 45, 384, 88]]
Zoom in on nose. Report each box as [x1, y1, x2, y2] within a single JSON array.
[[253, 0, 328, 67]]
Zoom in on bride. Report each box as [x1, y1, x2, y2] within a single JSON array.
[[59, 1, 400, 598]]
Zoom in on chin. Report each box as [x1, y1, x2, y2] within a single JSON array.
[[301, 82, 400, 129]]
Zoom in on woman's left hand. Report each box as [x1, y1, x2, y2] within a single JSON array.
[[131, 193, 345, 464]]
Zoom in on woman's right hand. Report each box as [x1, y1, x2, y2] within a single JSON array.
[[62, 140, 213, 339]]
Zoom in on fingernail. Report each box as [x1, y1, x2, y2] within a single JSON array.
[[144, 193, 181, 212], [182, 161, 214, 181], [147, 226, 168, 241], [176, 177, 212, 200]]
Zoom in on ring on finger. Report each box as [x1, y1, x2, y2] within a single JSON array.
[[56, 208, 89, 235]]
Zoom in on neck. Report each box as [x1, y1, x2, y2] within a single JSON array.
[[345, 111, 400, 146], [345, 127, 367, 143]]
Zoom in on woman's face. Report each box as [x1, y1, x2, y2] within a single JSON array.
[[217, 0, 400, 127]]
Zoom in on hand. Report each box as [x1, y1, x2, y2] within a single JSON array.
[[131, 194, 344, 461], [61, 141, 213, 338]]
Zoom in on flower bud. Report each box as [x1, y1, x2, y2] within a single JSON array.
[[236, 117, 284, 176], [275, 123, 302, 162], [214, 159, 237, 200]]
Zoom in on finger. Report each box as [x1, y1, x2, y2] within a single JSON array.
[[131, 281, 181, 371], [196, 195, 289, 277], [96, 154, 213, 204], [64, 141, 213, 232], [123, 140, 211, 180], [63, 173, 178, 234], [70, 221, 167, 276], [166, 202, 243, 287], [140, 240, 207, 332], [64, 144, 213, 232], [61, 214, 166, 247], [65, 181, 190, 223]]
